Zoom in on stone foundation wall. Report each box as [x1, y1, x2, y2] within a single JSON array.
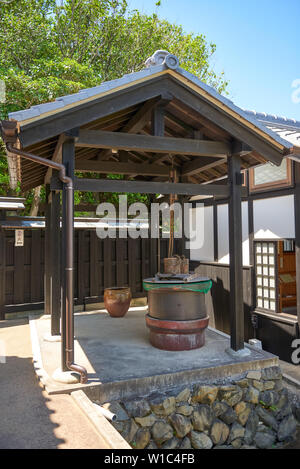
[[96, 366, 300, 449]]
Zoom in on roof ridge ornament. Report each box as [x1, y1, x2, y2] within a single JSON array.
[[145, 50, 179, 70]]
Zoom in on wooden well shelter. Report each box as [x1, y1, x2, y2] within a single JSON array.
[[1, 50, 295, 382]]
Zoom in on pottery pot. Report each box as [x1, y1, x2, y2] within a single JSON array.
[[104, 287, 132, 318]]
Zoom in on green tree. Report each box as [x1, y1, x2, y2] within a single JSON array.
[[0, 0, 228, 212]]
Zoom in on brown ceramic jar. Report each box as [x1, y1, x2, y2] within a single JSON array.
[[104, 287, 132, 318]]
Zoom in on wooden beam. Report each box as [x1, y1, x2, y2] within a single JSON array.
[[51, 176, 230, 197], [166, 80, 284, 165], [49, 191, 61, 336], [75, 129, 230, 157], [122, 97, 161, 133], [181, 157, 227, 176], [228, 153, 244, 351], [44, 134, 66, 184], [75, 160, 170, 177], [0, 229, 5, 320], [94, 97, 170, 162], [294, 161, 300, 325]]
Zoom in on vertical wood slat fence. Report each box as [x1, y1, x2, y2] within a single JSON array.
[[0, 228, 181, 317]]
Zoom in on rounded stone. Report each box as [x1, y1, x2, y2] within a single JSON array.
[[134, 428, 151, 449], [135, 414, 157, 427], [176, 404, 193, 416], [190, 430, 213, 449], [277, 415, 297, 441], [210, 419, 230, 446], [151, 421, 174, 445], [254, 430, 276, 449], [192, 385, 218, 405], [150, 396, 176, 416], [175, 388, 191, 403], [169, 413, 192, 438], [192, 404, 213, 431], [123, 399, 151, 418]]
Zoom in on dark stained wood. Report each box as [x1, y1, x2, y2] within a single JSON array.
[[44, 192, 51, 316], [50, 191, 61, 336], [61, 137, 75, 371], [75, 160, 170, 177], [0, 229, 5, 319], [30, 229, 42, 303], [248, 197, 256, 313], [194, 261, 253, 340], [103, 238, 113, 288], [89, 230, 99, 297], [77, 230, 85, 304], [122, 97, 161, 134], [14, 233, 25, 305], [44, 134, 66, 184], [182, 157, 227, 177], [76, 129, 230, 157], [165, 81, 285, 165], [294, 161, 300, 325], [51, 176, 231, 197], [228, 153, 244, 350], [128, 238, 136, 293], [213, 202, 218, 262]]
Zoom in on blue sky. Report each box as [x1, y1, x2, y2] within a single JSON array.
[[128, 0, 300, 121]]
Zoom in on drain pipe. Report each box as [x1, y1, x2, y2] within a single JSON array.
[[2, 126, 87, 384]]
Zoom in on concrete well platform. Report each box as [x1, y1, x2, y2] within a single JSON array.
[[30, 307, 279, 403]]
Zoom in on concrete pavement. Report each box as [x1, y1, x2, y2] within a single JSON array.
[[0, 318, 107, 449]]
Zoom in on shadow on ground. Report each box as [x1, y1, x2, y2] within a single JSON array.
[[0, 319, 65, 449], [0, 354, 65, 449]]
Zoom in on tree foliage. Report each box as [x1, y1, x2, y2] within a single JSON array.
[[0, 0, 228, 211]]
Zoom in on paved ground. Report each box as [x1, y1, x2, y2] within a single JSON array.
[[35, 308, 277, 386], [0, 318, 107, 449], [280, 359, 300, 383]]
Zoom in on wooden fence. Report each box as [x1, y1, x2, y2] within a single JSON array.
[[192, 261, 254, 340], [0, 228, 180, 316]]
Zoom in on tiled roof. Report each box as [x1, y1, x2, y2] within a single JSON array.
[[243, 110, 300, 147], [8, 50, 293, 150]]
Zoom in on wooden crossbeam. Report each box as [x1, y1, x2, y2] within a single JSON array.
[[75, 130, 230, 157], [182, 157, 227, 176], [44, 133, 66, 184], [51, 176, 230, 197], [95, 97, 165, 161], [75, 160, 170, 177]]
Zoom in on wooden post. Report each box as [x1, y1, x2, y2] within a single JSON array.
[[50, 190, 61, 336], [228, 153, 244, 351], [213, 201, 219, 262], [61, 137, 75, 371], [0, 227, 5, 320], [44, 186, 51, 316], [294, 161, 300, 326]]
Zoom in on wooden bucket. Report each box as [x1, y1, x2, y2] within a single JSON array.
[[163, 255, 189, 274], [164, 256, 181, 274]]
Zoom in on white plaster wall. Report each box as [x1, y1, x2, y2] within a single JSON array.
[[253, 195, 295, 239], [217, 202, 250, 266], [188, 205, 214, 261]]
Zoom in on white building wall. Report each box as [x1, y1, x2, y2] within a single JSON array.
[[253, 195, 295, 239], [217, 202, 250, 266], [189, 205, 214, 261], [188, 195, 295, 266]]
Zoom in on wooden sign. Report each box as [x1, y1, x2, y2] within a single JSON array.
[[15, 229, 24, 247]]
